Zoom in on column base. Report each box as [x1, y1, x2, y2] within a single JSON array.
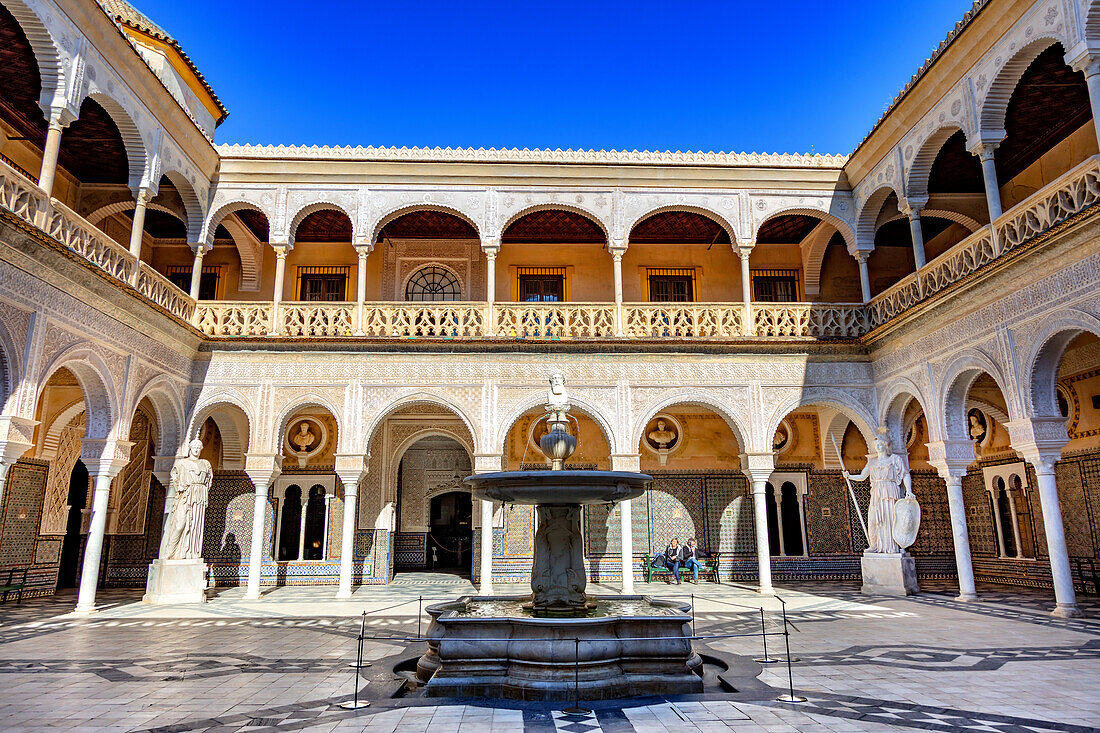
[[336, 589, 353, 600], [757, 586, 775, 595], [72, 605, 99, 616], [861, 553, 919, 596], [1052, 603, 1084, 618], [955, 593, 980, 603], [143, 559, 208, 605]]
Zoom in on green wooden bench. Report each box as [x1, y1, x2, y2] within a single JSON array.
[[1074, 558, 1100, 595], [642, 552, 721, 584], [0, 567, 27, 604]]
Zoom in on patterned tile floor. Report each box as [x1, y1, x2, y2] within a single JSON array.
[[0, 577, 1097, 731]]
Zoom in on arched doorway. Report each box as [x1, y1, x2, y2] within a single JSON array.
[[57, 460, 89, 589], [428, 491, 472, 571], [394, 435, 472, 575]]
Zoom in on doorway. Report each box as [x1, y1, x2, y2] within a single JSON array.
[[428, 491, 472, 572], [57, 460, 89, 589]]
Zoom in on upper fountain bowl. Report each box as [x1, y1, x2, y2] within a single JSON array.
[[465, 470, 651, 506]]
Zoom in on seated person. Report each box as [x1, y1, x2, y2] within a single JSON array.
[[678, 538, 708, 584], [663, 537, 682, 584]]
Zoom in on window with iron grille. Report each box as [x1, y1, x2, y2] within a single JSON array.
[[297, 266, 350, 301], [751, 269, 800, 302], [405, 265, 462, 301], [647, 268, 695, 302], [167, 265, 220, 300], [518, 267, 566, 302]]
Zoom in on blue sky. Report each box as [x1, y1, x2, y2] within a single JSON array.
[[135, 0, 976, 154]]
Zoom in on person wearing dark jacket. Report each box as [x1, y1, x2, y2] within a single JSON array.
[[678, 538, 707, 584], [662, 538, 682, 584]]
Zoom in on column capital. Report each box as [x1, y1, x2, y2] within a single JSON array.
[[1004, 417, 1068, 470], [735, 241, 755, 260], [473, 453, 503, 474], [967, 137, 1004, 161], [610, 453, 641, 472], [482, 235, 501, 255], [188, 241, 212, 255], [81, 439, 133, 479], [244, 453, 283, 491], [853, 249, 872, 263], [270, 241, 291, 257], [352, 242, 374, 258], [45, 104, 77, 130], [742, 452, 775, 483], [926, 439, 975, 480], [1066, 44, 1100, 77], [334, 453, 368, 493], [151, 454, 178, 488], [899, 196, 928, 219], [608, 237, 628, 255], [0, 415, 37, 463]]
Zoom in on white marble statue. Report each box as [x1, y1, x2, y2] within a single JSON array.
[[545, 372, 571, 424], [648, 419, 676, 449], [844, 434, 912, 554], [163, 439, 214, 560]]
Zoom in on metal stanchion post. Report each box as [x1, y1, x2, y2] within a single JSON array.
[[690, 593, 696, 637], [754, 607, 778, 664], [339, 611, 370, 709], [418, 595, 423, 639], [562, 638, 591, 717], [775, 600, 806, 703]]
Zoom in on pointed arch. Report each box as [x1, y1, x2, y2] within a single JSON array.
[[188, 395, 253, 469], [879, 376, 930, 452], [38, 348, 118, 441], [203, 199, 274, 246], [131, 374, 185, 458], [939, 350, 1013, 443], [765, 388, 877, 455]]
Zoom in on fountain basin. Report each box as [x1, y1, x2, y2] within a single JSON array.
[[465, 470, 650, 505], [416, 595, 703, 700]]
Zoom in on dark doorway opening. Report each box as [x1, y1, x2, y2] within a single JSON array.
[[57, 460, 89, 589], [428, 491, 472, 573]]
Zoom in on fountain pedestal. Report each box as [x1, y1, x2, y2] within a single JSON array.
[[530, 505, 592, 615]]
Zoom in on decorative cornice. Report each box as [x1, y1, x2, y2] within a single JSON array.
[[216, 144, 847, 168]]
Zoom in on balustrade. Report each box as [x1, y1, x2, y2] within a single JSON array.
[[3, 152, 1097, 341], [622, 303, 746, 338], [495, 303, 615, 339]]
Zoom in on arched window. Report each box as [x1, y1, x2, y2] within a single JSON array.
[[405, 266, 461, 301], [764, 474, 808, 557]]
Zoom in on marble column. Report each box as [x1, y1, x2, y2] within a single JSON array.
[[744, 453, 775, 594], [323, 493, 333, 559], [268, 244, 289, 335], [610, 240, 626, 336], [244, 456, 282, 600], [335, 456, 367, 599], [353, 244, 371, 336], [772, 488, 786, 557], [1029, 456, 1080, 616], [479, 499, 494, 595], [855, 251, 872, 302], [929, 441, 979, 601], [188, 247, 206, 301], [989, 487, 1008, 558], [297, 496, 308, 561], [737, 244, 754, 334], [619, 499, 634, 594], [483, 238, 499, 336], [74, 441, 130, 615], [37, 109, 71, 197], [906, 208, 927, 269], [1070, 54, 1100, 151], [1006, 489, 1023, 558], [128, 187, 152, 260], [971, 143, 1003, 221]]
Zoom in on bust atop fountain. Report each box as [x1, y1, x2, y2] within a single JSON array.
[[540, 372, 577, 470]]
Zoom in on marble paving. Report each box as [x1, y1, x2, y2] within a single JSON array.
[[0, 577, 1097, 731]]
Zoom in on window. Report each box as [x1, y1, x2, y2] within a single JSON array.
[[647, 268, 696, 302], [406, 266, 462, 301], [297, 266, 349, 301], [751, 269, 800, 302], [763, 473, 807, 557], [167, 265, 220, 300], [518, 267, 566, 302]]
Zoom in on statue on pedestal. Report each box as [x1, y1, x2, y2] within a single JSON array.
[[163, 439, 214, 560], [844, 433, 914, 554], [545, 372, 570, 424]]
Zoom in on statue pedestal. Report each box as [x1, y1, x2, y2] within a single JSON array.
[[861, 552, 919, 596], [143, 559, 208, 605]]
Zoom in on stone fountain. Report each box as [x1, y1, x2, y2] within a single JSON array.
[[415, 374, 703, 701]]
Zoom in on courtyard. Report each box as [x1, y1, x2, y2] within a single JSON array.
[[0, 577, 1097, 732]]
